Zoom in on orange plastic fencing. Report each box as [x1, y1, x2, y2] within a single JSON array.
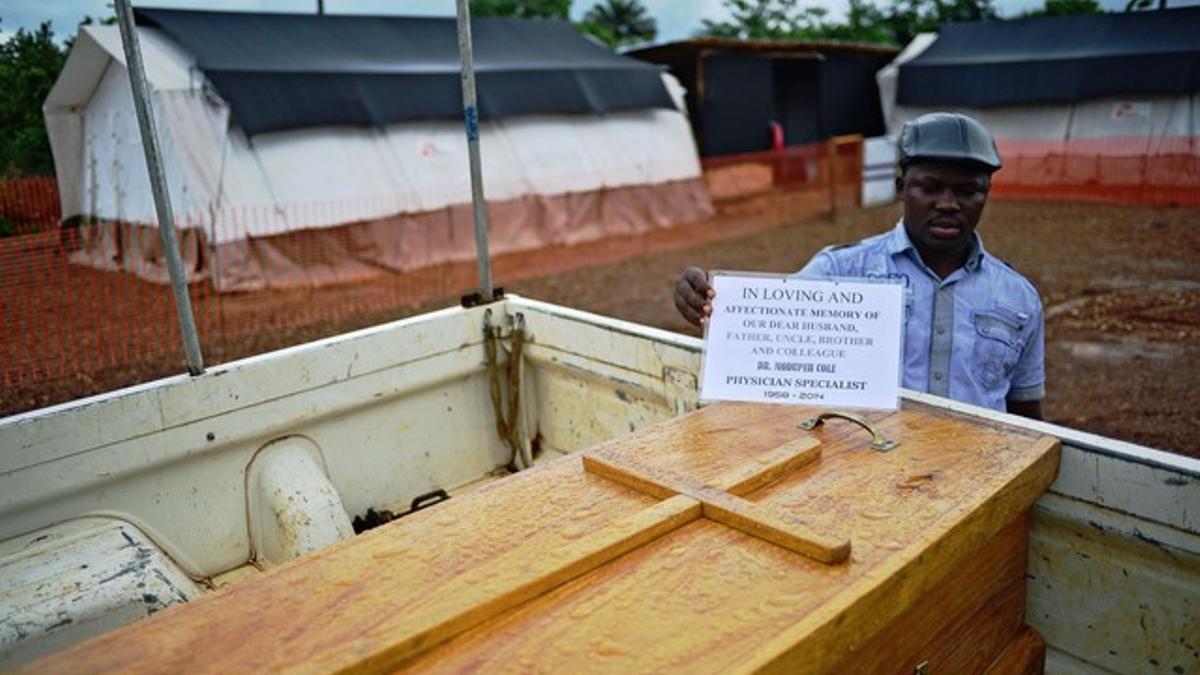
[[700, 137, 863, 213], [0, 204, 479, 415], [0, 142, 866, 416], [7, 131, 1195, 415], [33, 130, 1183, 416], [992, 136, 1200, 207], [0, 177, 61, 235]]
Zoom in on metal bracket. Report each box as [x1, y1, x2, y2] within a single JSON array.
[[461, 286, 505, 308], [410, 489, 451, 513], [798, 410, 898, 452]]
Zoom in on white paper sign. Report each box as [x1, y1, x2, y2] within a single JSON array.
[[700, 272, 904, 410]]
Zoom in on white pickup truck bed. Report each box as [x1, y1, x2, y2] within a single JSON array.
[[1, 297, 1196, 673]]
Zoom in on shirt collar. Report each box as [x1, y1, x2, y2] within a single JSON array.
[[889, 220, 985, 274]]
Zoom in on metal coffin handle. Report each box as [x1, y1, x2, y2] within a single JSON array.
[[798, 411, 898, 452]]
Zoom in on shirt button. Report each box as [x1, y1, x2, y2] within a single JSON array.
[[936, 327, 946, 335], [934, 373, 943, 381]]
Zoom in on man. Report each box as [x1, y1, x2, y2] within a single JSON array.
[[674, 112, 1044, 418]]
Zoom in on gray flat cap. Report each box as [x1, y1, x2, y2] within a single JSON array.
[[898, 112, 1002, 171]]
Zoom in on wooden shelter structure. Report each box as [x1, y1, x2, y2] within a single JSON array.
[[629, 38, 898, 157]]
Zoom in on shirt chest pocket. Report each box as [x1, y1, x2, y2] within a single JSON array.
[[971, 309, 1026, 389]]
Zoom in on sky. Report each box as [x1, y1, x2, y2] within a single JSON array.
[[2, 0, 1198, 45]]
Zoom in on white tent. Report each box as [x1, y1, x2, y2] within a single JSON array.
[[878, 32, 1199, 149], [44, 22, 712, 291], [876, 11, 1200, 206]]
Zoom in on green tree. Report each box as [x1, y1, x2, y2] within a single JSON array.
[[813, 0, 894, 43], [1020, 0, 1103, 17], [696, 0, 999, 45], [698, 0, 827, 40], [0, 20, 67, 177], [880, 0, 998, 45], [469, 0, 572, 19], [578, 0, 657, 47]]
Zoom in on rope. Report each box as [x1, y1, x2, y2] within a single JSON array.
[[483, 309, 528, 470]]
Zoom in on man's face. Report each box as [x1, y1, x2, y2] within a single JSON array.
[[897, 161, 991, 259]]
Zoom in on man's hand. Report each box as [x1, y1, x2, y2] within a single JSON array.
[[673, 267, 714, 327]]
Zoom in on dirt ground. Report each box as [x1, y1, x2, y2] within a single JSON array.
[[4, 197, 1197, 458], [506, 199, 1200, 458]]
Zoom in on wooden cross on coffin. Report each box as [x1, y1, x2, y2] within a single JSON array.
[[583, 432, 850, 564]]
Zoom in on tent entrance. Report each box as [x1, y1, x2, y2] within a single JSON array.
[[772, 57, 822, 147]]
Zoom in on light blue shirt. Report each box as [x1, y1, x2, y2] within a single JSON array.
[[797, 221, 1045, 411]]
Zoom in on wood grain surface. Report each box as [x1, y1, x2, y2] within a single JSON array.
[[824, 515, 1031, 674], [985, 627, 1048, 675], [581, 448, 850, 563], [27, 401, 1060, 674]]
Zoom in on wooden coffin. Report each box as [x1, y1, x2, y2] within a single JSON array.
[[28, 401, 1060, 674]]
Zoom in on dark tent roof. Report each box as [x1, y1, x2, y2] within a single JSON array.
[[898, 7, 1200, 108], [628, 38, 899, 62], [135, 8, 674, 136]]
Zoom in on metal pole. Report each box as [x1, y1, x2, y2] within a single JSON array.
[[317, 0, 325, 15], [114, 0, 205, 374], [454, 0, 494, 302]]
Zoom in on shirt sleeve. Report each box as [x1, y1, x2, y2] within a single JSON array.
[[1007, 304, 1045, 402], [795, 250, 838, 279]]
